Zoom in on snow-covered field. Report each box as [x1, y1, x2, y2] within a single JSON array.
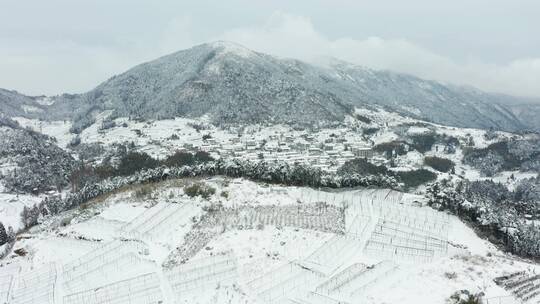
[[1, 178, 537, 304]]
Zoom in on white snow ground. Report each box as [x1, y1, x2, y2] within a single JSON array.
[[1, 178, 537, 304]]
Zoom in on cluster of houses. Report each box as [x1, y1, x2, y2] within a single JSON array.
[[181, 131, 374, 172]]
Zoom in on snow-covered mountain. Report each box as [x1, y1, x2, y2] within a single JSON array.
[[3, 41, 540, 133], [0, 116, 75, 194], [0, 88, 47, 118], [61, 41, 540, 132]]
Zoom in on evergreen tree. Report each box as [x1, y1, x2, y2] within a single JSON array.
[[0, 222, 8, 246], [21, 206, 30, 229]]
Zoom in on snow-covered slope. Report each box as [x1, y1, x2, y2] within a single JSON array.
[[1, 179, 537, 304]]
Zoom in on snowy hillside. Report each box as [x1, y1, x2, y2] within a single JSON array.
[[2, 179, 538, 304]]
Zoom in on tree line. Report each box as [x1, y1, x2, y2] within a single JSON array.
[[427, 177, 540, 258], [18, 155, 399, 235]]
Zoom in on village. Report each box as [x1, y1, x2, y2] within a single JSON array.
[[178, 126, 375, 173]]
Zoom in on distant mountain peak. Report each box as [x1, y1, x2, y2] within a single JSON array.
[[205, 40, 255, 58], [313, 55, 368, 70]]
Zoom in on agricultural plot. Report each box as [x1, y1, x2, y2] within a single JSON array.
[[290, 291, 350, 304], [247, 262, 326, 304], [315, 263, 368, 295], [63, 272, 164, 304], [301, 234, 363, 275], [166, 252, 239, 300], [62, 240, 147, 283], [0, 264, 19, 304], [311, 260, 398, 302], [199, 205, 345, 234], [120, 202, 200, 242], [63, 252, 156, 295], [163, 227, 221, 267], [10, 263, 57, 304], [362, 217, 448, 262], [340, 189, 451, 263], [347, 261, 399, 300], [0, 274, 13, 304], [65, 217, 125, 241], [345, 214, 373, 241], [373, 207, 450, 239], [495, 271, 540, 303], [483, 296, 521, 304]]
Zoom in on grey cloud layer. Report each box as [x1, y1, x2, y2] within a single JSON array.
[[0, 0, 538, 97]]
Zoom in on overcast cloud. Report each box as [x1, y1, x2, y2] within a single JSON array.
[[0, 0, 539, 98]]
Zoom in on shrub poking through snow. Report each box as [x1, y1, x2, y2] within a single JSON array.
[[132, 183, 156, 200], [409, 132, 438, 153], [373, 141, 408, 158], [338, 158, 389, 176], [338, 158, 436, 189], [116, 151, 159, 176], [424, 156, 455, 172], [184, 182, 216, 199], [448, 290, 484, 304], [395, 169, 437, 189]]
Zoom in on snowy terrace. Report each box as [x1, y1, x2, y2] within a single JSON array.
[[1, 178, 537, 304]]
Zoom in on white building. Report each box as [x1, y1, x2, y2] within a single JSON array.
[[351, 146, 373, 158]]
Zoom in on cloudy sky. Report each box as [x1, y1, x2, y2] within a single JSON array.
[[1, 0, 539, 97]]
